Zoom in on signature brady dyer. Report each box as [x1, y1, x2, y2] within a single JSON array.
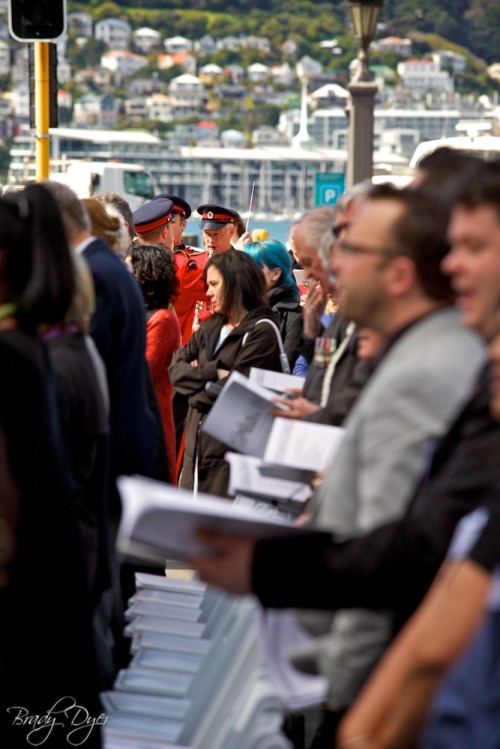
[[7, 696, 108, 745]]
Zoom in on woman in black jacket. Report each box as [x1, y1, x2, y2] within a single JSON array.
[[244, 239, 303, 370], [170, 249, 283, 497]]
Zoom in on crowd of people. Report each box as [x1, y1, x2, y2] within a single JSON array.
[[1, 148, 500, 747]]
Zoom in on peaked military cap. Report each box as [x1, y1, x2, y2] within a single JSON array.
[[197, 203, 239, 230], [154, 194, 192, 219], [133, 197, 173, 233]]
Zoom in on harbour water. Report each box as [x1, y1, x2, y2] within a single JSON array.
[[186, 217, 293, 248]]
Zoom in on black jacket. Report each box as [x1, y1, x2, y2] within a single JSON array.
[[268, 283, 303, 370], [170, 304, 283, 497]]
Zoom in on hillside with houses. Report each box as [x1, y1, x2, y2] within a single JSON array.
[[0, 0, 500, 182]]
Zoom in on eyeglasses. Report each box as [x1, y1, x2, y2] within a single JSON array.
[[338, 241, 395, 257]]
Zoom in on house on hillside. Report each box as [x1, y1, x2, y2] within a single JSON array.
[[164, 36, 192, 55], [247, 63, 270, 83], [73, 93, 117, 127], [67, 12, 93, 38], [101, 50, 148, 78], [373, 36, 412, 56], [145, 93, 173, 123], [397, 58, 454, 94], [199, 64, 224, 84], [133, 27, 162, 54], [195, 35, 216, 56], [169, 74, 206, 117], [0, 40, 10, 77], [95, 18, 131, 50], [296, 55, 323, 79], [157, 52, 197, 75], [432, 50, 466, 74]]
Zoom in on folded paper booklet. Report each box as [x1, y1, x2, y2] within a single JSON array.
[[248, 367, 305, 394], [117, 475, 305, 565], [202, 371, 345, 479], [226, 452, 312, 506]]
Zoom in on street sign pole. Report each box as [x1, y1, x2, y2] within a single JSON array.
[[34, 41, 50, 181]]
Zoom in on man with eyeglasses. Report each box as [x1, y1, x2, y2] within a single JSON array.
[[191, 183, 487, 747]]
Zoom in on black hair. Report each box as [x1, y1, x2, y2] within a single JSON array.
[[205, 249, 267, 319], [0, 184, 75, 331], [127, 244, 178, 310], [367, 183, 454, 304], [416, 147, 487, 204], [453, 159, 500, 218]]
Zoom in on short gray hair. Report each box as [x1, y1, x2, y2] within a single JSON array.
[[298, 206, 337, 268], [43, 180, 91, 243]]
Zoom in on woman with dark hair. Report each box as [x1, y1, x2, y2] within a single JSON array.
[[244, 239, 303, 369], [127, 244, 181, 482], [170, 249, 284, 497], [0, 184, 102, 745]]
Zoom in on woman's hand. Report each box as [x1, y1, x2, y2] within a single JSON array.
[[190, 359, 199, 368], [217, 368, 230, 379]]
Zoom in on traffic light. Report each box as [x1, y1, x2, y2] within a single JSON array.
[[9, 0, 66, 42]]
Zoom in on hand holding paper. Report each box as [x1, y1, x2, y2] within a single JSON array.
[[189, 529, 256, 595]]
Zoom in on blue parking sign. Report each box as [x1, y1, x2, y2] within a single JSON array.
[[315, 173, 346, 206]]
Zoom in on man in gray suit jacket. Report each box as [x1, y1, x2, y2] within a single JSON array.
[[192, 184, 487, 746]]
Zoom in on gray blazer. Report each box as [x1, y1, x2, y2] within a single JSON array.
[[296, 306, 487, 708]]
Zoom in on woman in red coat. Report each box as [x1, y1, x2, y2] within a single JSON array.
[[127, 244, 181, 482]]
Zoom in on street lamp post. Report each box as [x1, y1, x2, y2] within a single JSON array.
[[346, 0, 384, 188]]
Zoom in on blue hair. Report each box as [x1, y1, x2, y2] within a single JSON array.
[[244, 240, 300, 302]]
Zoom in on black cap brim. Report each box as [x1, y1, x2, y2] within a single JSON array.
[[200, 220, 229, 230]]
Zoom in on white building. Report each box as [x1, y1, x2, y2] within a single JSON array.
[[57, 57, 72, 85], [373, 36, 413, 56], [164, 36, 192, 55], [296, 55, 323, 79], [101, 50, 148, 78], [145, 93, 172, 123], [247, 63, 270, 83], [169, 74, 206, 116], [199, 63, 224, 83], [0, 40, 9, 77], [271, 63, 294, 87], [13, 83, 30, 119], [133, 27, 162, 54], [220, 129, 247, 148], [310, 83, 349, 109], [95, 18, 131, 50], [11, 47, 29, 86], [397, 59, 454, 94]]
